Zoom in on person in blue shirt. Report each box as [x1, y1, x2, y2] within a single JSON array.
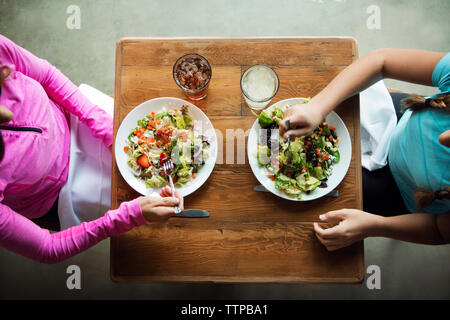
[[280, 49, 450, 251]]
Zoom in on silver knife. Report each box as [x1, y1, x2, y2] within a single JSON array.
[[174, 209, 210, 218], [253, 185, 339, 198]]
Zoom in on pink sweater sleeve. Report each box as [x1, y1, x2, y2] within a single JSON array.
[[0, 34, 113, 147], [0, 198, 146, 264]]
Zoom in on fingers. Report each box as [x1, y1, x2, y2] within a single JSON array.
[[315, 232, 336, 250], [314, 210, 363, 251], [278, 118, 289, 137], [316, 234, 350, 251], [142, 194, 179, 207], [279, 113, 313, 139], [160, 186, 172, 197], [282, 105, 295, 119], [175, 191, 184, 211], [151, 206, 177, 221], [313, 222, 339, 239], [319, 210, 347, 223], [154, 196, 180, 207], [160, 186, 184, 210], [314, 224, 348, 251], [0, 105, 13, 123], [283, 127, 312, 139], [279, 104, 304, 137], [160, 186, 178, 198]]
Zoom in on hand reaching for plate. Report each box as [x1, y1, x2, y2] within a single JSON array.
[[279, 100, 325, 139]]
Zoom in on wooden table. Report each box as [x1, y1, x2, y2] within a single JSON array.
[[111, 37, 364, 283]]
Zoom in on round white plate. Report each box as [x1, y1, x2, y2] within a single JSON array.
[[247, 97, 351, 201], [115, 97, 218, 197]]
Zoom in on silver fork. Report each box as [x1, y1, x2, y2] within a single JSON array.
[[162, 158, 182, 215]]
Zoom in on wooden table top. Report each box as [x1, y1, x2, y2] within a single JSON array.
[[111, 37, 364, 283]]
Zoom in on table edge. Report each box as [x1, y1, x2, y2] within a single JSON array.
[[110, 272, 365, 284], [116, 35, 358, 42]]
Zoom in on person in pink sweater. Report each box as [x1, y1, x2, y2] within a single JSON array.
[[0, 34, 182, 263]]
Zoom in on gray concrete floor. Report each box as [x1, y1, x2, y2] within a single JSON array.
[[0, 0, 449, 299]]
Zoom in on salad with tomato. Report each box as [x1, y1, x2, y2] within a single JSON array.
[[253, 102, 340, 200], [124, 105, 210, 188]]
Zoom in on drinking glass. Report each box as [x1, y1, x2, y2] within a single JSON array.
[[240, 64, 279, 110], [173, 53, 212, 101]]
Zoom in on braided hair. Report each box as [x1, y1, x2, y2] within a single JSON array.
[[401, 93, 450, 211]]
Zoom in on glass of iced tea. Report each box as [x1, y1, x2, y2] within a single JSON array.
[[173, 53, 212, 100]]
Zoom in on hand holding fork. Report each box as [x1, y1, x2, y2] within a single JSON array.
[[162, 158, 182, 215]]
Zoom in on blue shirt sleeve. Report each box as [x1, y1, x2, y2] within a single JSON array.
[[432, 52, 450, 92]]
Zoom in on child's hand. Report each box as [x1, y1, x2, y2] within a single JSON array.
[[0, 105, 13, 123], [140, 194, 180, 222], [279, 100, 325, 139], [160, 186, 184, 211], [313, 209, 381, 251]]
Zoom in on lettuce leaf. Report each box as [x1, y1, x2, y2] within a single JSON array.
[[257, 145, 271, 166], [175, 114, 186, 129], [145, 175, 167, 188], [251, 109, 274, 129], [312, 167, 325, 180], [296, 173, 320, 191], [289, 137, 304, 153]]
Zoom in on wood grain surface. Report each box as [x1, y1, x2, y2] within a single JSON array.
[[111, 37, 363, 283]]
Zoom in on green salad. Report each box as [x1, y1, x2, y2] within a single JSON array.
[[253, 101, 340, 199], [124, 105, 210, 188]]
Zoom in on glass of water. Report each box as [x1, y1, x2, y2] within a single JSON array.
[[240, 64, 279, 110]]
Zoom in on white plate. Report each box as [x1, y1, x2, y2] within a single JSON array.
[[248, 97, 351, 201], [115, 97, 218, 197]]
